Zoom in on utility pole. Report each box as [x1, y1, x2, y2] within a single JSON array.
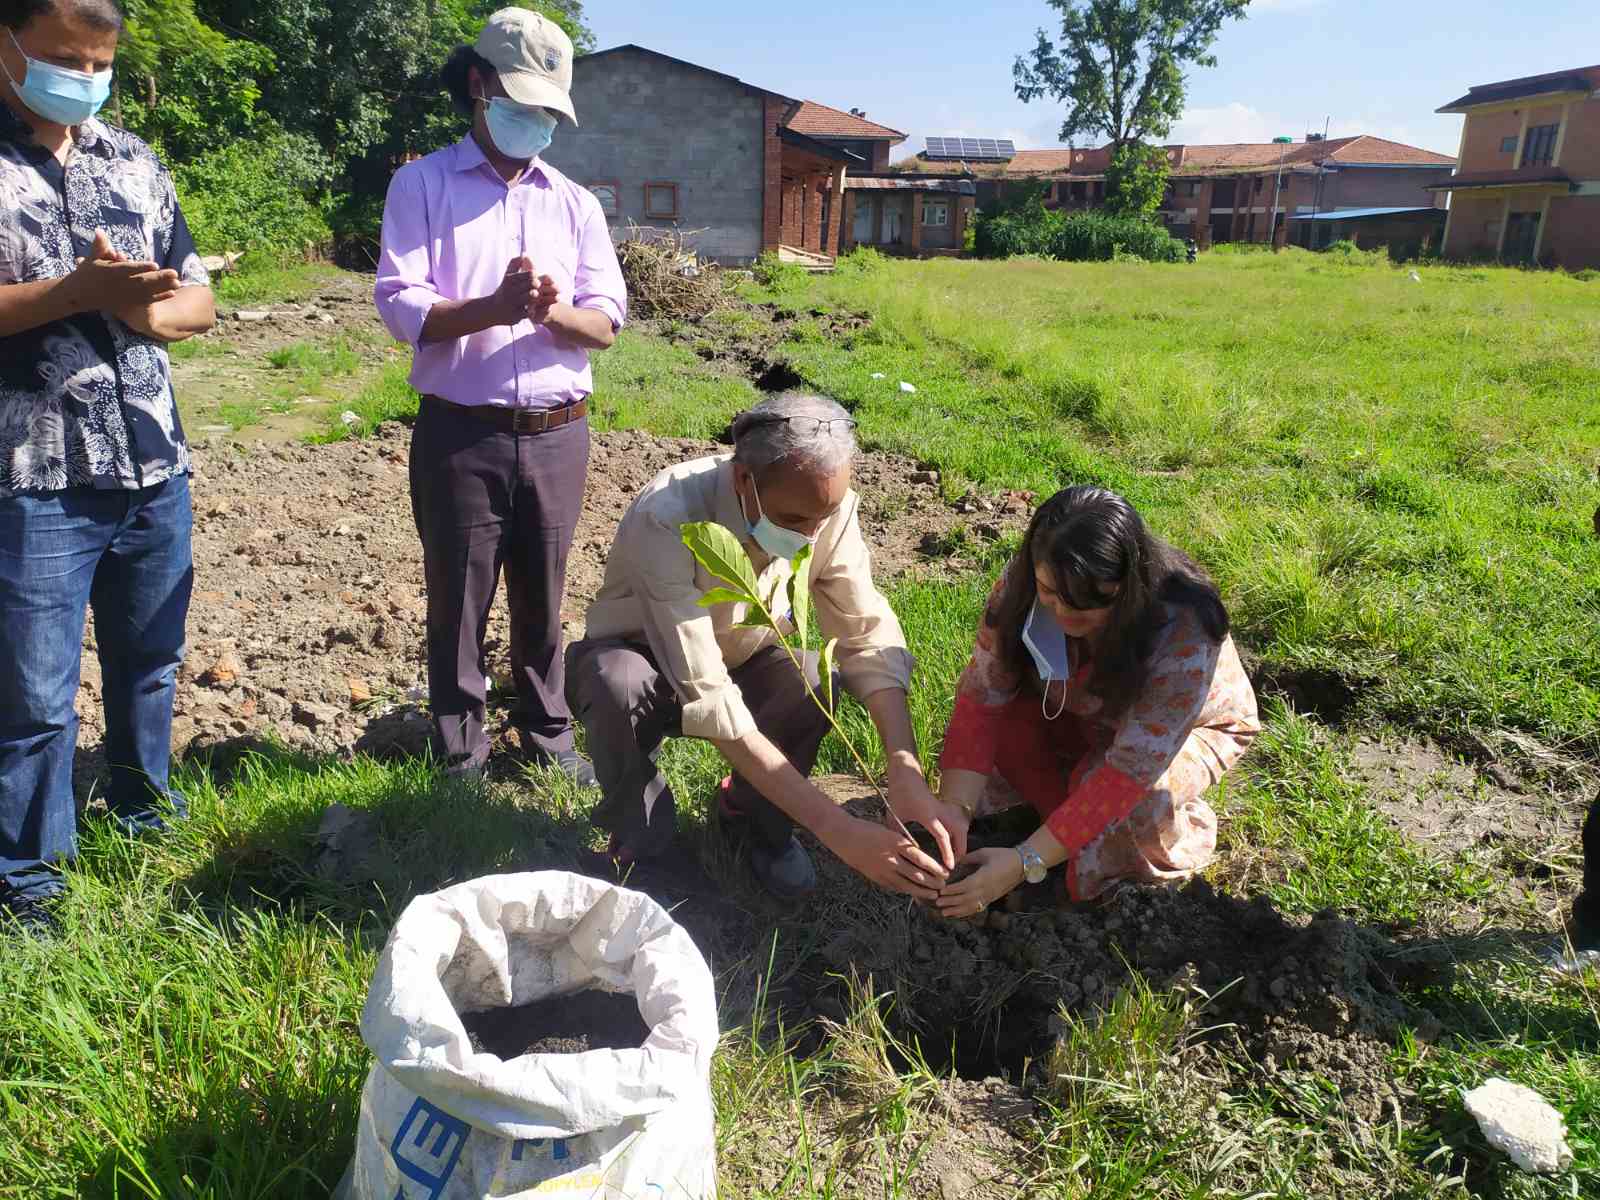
[[1269, 135, 1292, 248]]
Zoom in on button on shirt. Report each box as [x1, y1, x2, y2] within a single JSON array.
[[374, 136, 626, 409], [0, 105, 208, 496], [582, 455, 916, 742]]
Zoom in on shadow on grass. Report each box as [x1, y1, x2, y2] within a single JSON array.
[[172, 737, 600, 939]]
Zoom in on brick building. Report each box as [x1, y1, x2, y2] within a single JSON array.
[[970, 136, 1454, 250], [540, 45, 906, 265], [841, 177, 976, 256], [1430, 65, 1600, 269]]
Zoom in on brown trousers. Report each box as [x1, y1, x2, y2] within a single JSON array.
[[409, 397, 588, 770], [565, 639, 834, 858]]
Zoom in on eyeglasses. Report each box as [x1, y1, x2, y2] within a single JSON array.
[[740, 415, 858, 438]]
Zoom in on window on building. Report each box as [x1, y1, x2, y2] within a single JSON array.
[[1253, 176, 1264, 193], [1500, 135, 1519, 154], [589, 181, 620, 218], [922, 200, 949, 227], [1521, 123, 1559, 167], [643, 182, 679, 220]]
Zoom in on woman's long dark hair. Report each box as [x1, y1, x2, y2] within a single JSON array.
[[988, 486, 1229, 715]]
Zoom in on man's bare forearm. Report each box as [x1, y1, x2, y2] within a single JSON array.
[[420, 295, 510, 343], [544, 302, 616, 350], [0, 277, 84, 339], [119, 286, 215, 343]]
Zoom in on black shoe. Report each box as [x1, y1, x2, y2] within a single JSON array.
[[1, 890, 62, 937], [528, 748, 597, 789]]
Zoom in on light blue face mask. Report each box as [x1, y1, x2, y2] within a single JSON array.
[[481, 96, 556, 161], [1022, 600, 1070, 718], [3, 30, 112, 127], [744, 482, 816, 562]]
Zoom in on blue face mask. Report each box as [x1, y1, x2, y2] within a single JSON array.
[[1022, 600, 1070, 719], [4, 30, 112, 127], [481, 96, 556, 161], [744, 482, 816, 562]]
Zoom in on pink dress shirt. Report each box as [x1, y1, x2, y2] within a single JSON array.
[[374, 135, 627, 409]]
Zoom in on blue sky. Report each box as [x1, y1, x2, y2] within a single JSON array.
[[587, 0, 1595, 159]]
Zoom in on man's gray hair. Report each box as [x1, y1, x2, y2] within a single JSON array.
[[731, 392, 858, 480]]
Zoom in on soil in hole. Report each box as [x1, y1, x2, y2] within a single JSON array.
[[795, 784, 1448, 1121], [460, 989, 652, 1059]]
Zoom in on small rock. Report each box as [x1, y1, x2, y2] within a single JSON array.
[[348, 678, 373, 704], [910, 470, 940, 486], [311, 802, 384, 884], [197, 649, 243, 688], [1463, 1077, 1574, 1174], [235, 310, 273, 323], [1269, 976, 1289, 999], [340, 410, 361, 428], [292, 699, 342, 729], [870, 372, 886, 380], [899, 381, 917, 394], [938, 1168, 977, 1200]]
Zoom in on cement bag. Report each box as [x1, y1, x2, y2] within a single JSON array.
[[338, 871, 718, 1200]]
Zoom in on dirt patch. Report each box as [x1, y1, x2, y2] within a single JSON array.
[[70, 422, 1024, 799], [1347, 735, 1572, 858], [204, 270, 382, 356], [784, 779, 1441, 1123], [459, 989, 651, 1059], [639, 300, 873, 391]]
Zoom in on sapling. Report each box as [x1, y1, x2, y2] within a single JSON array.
[[679, 521, 917, 843]]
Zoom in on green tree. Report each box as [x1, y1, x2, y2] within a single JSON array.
[[1103, 140, 1169, 218], [1014, 0, 1251, 148], [115, 0, 274, 161]]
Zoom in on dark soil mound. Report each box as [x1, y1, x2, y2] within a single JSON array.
[[460, 989, 652, 1059], [792, 789, 1446, 1121]]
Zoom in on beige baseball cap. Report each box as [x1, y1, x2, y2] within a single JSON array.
[[474, 7, 578, 124]]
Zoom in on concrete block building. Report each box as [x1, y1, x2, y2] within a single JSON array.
[[1431, 65, 1600, 269], [540, 45, 906, 265]]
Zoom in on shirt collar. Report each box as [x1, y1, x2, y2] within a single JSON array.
[[0, 101, 114, 157], [454, 133, 548, 187]]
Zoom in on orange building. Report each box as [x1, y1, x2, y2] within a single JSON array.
[[1431, 66, 1600, 269]]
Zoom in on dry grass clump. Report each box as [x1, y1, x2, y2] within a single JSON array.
[[617, 224, 726, 320]]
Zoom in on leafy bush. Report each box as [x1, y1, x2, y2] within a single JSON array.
[[975, 205, 1183, 264], [834, 246, 889, 277], [1575, 269, 1599, 283], [753, 252, 809, 290], [175, 131, 334, 259], [1324, 239, 1359, 255]]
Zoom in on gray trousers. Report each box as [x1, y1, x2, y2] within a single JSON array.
[[409, 397, 588, 770], [565, 639, 833, 858]]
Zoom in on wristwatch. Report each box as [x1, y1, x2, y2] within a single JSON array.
[[1015, 843, 1047, 885]]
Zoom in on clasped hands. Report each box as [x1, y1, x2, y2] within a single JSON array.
[[493, 255, 560, 327]]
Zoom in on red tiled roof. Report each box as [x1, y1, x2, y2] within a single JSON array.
[[1426, 167, 1574, 191], [989, 136, 1452, 179], [1439, 65, 1600, 113], [784, 101, 906, 143]]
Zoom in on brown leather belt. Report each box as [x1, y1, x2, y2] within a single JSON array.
[[424, 395, 588, 435]]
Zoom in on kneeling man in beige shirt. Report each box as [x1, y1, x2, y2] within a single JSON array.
[[568, 392, 967, 899]]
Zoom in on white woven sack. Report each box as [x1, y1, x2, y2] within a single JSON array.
[[337, 871, 718, 1199]]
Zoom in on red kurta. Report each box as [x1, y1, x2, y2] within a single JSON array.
[[940, 560, 1260, 899]]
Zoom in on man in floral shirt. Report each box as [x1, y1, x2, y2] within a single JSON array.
[[0, 0, 214, 932]]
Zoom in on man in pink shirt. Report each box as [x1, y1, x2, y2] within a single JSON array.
[[375, 9, 624, 783]]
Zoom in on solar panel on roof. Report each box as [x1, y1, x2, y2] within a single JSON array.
[[924, 135, 1017, 161]]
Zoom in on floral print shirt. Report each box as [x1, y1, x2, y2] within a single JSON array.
[[0, 103, 208, 496], [941, 557, 1260, 856]]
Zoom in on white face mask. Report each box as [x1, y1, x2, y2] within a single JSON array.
[[1022, 600, 1070, 719], [743, 480, 817, 562]]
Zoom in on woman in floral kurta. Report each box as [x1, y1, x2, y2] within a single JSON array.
[[934, 486, 1259, 917]]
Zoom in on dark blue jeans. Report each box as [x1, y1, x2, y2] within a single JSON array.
[[0, 476, 193, 901]]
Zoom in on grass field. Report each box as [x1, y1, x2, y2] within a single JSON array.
[[4, 251, 1599, 1199]]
